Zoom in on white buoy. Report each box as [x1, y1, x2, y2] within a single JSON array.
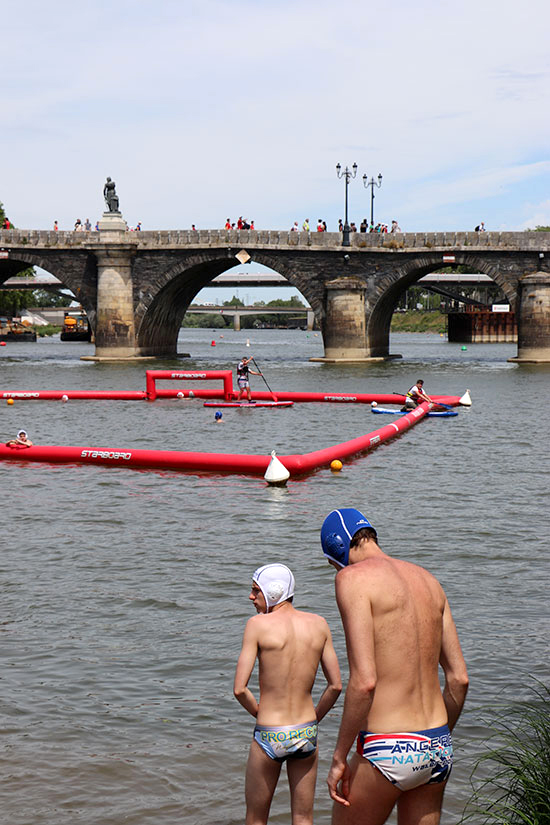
[[176, 391, 184, 399], [459, 389, 472, 406], [264, 450, 290, 486], [246, 338, 250, 347]]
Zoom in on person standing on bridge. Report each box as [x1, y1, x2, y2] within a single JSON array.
[[303, 218, 310, 232], [237, 356, 262, 403]]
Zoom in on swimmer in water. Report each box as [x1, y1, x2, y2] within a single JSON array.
[[234, 563, 341, 825], [6, 429, 33, 448], [214, 411, 224, 423]]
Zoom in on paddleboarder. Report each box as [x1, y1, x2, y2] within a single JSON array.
[[237, 356, 262, 403], [234, 563, 342, 825], [401, 379, 432, 411]]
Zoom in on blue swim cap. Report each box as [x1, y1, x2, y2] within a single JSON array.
[[321, 508, 373, 568], [215, 411, 222, 420]]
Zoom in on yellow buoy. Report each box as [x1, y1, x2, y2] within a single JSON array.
[[7, 398, 14, 405], [330, 459, 343, 472]]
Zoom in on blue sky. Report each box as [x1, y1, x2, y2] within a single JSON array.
[[3, 0, 550, 239]]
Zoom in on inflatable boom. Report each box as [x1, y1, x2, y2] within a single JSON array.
[[0, 403, 431, 478]]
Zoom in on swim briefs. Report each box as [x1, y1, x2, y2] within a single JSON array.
[[356, 724, 453, 791], [254, 721, 318, 762]]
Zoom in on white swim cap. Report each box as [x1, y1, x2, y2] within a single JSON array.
[[17, 430, 27, 438], [252, 563, 295, 611]]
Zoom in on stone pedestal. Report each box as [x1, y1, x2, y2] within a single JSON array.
[[97, 212, 127, 235], [93, 247, 137, 358], [313, 277, 369, 362], [509, 271, 550, 362]]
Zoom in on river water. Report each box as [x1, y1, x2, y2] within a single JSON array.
[[1, 329, 549, 825]]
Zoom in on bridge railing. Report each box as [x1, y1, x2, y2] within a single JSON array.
[[1, 228, 550, 251]]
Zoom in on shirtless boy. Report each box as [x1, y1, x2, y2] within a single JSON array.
[[6, 429, 33, 448], [234, 563, 342, 825], [320, 509, 469, 825]]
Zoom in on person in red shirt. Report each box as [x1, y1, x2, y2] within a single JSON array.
[[225, 218, 231, 229]]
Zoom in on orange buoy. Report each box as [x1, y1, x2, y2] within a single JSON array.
[[7, 398, 14, 405]]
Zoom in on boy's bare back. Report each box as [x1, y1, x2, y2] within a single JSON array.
[[252, 607, 333, 724]]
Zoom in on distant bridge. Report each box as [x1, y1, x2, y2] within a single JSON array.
[[187, 304, 315, 330], [1, 225, 549, 361]]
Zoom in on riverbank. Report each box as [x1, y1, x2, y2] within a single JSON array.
[[390, 310, 446, 334]]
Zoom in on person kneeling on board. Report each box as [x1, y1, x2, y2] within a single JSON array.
[[6, 429, 33, 448], [401, 379, 432, 411], [237, 356, 262, 403], [234, 563, 342, 825]]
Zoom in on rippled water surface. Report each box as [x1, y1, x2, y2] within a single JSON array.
[[1, 329, 549, 824]]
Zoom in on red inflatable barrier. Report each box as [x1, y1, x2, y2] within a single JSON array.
[[0, 402, 433, 478], [145, 370, 233, 401], [1, 390, 147, 401]]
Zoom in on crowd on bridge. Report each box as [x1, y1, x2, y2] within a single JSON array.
[[288, 218, 401, 233], [224, 217, 255, 230]]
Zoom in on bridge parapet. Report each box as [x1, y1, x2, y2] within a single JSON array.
[[2, 228, 550, 252]]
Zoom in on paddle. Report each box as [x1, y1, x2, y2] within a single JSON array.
[[392, 391, 452, 412], [252, 357, 278, 402]]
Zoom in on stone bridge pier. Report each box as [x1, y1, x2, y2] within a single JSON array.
[[95, 248, 136, 357]]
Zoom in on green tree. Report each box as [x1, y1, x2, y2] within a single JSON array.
[[223, 295, 245, 307], [0, 290, 28, 315], [266, 296, 306, 308], [29, 288, 72, 307]]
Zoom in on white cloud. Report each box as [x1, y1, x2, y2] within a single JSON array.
[[3, 0, 550, 232]]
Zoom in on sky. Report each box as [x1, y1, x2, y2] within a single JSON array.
[[3, 0, 550, 241]]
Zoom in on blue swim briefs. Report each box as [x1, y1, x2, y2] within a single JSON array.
[[254, 721, 318, 762]]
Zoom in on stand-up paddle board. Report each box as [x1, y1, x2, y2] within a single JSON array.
[[371, 407, 457, 417], [203, 401, 294, 408]]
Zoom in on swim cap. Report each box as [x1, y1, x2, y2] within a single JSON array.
[[17, 430, 27, 438], [252, 563, 295, 611], [215, 411, 222, 420], [321, 508, 373, 568]]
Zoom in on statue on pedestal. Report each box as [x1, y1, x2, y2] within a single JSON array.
[[103, 177, 120, 213]]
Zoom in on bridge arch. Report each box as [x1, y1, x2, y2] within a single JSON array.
[[0, 250, 97, 329], [134, 250, 324, 355], [366, 253, 518, 358]]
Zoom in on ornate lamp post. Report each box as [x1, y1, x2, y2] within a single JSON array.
[[362, 173, 383, 227], [336, 162, 358, 247]]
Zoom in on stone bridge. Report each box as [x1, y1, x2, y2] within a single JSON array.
[[1, 225, 550, 361]]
